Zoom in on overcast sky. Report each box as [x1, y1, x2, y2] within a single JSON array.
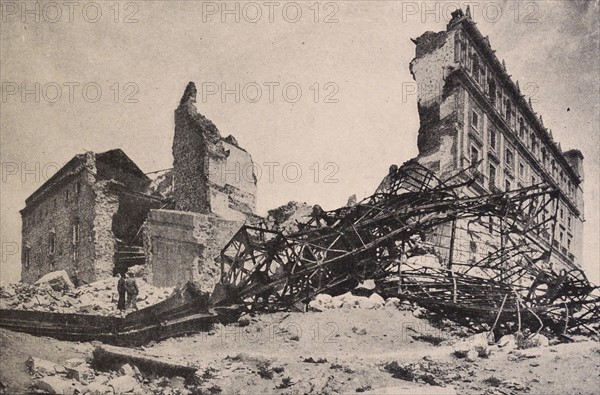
[[1, 0, 598, 284]]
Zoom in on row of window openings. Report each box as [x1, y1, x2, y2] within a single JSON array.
[[462, 38, 574, 194], [461, 39, 564, 181], [24, 224, 80, 268], [25, 182, 82, 227], [471, 111, 575, 199], [461, 46, 577, 252], [474, 155, 574, 229], [470, 145, 527, 182]]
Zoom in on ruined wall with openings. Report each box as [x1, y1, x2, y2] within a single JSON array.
[[21, 153, 99, 285]]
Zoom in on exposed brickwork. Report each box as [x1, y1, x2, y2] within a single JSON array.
[[21, 150, 158, 285], [172, 82, 257, 220], [91, 181, 120, 281]]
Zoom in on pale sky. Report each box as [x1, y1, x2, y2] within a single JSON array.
[[1, 0, 598, 284]]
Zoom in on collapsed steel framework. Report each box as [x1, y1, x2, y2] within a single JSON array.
[[214, 162, 599, 336]]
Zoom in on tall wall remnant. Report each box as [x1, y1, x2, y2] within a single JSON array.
[[143, 82, 260, 289], [173, 81, 257, 221]]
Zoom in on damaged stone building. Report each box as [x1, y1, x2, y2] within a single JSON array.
[[21, 82, 258, 289], [410, 8, 584, 274], [20, 150, 164, 285]]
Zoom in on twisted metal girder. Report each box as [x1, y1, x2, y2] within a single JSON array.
[[215, 162, 599, 335]]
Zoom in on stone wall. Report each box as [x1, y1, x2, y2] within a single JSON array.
[[91, 181, 120, 281], [143, 209, 243, 290], [172, 82, 257, 219], [409, 29, 461, 178], [21, 153, 98, 285], [21, 150, 158, 285]]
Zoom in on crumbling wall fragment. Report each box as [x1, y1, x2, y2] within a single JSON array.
[[92, 181, 120, 281], [172, 82, 257, 219]]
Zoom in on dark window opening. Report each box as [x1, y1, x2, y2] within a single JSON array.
[[49, 232, 56, 255], [470, 145, 480, 166], [72, 222, 80, 244], [505, 149, 514, 169], [489, 164, 496, 188], [489, 129, 497, 151], [471, 110, 479, 131], [24, 248, 30, 269]]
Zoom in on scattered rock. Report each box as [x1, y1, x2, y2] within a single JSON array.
[[384, 297, 401, 309], [498, 334, 517, 350], [353, 280, 376, 297], [368, 293, 385, 308], [412, 307, 427, 318], [302, 357, 328, 364], [528, 333, 549, 348], [33, 376, 81, 395], [54, 364, 67, 376], [120, 363, 136, 377], [27, 357, 60, 376], [1, 277, 173, 316], [465, 350, 479, 362], [361, 385, 457, 395], [66, 364, 95, 385], [453, 332, 491, 358], [237, 314, 251, 327], [64, 358, 87, 369], [108, 375, 140, 394], [34, 270, 74, 291], [170, 376, 187, 392], [85, 380, 113, 395]]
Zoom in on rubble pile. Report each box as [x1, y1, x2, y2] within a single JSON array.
[[309, 292, 399, 311], [0, 273, 173, 316], [266, 201, 314, 234], [27, 355, 195, 395]]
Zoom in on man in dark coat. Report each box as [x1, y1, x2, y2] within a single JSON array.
[[125, 272, 139, 310], [117, 273, 126, 311]]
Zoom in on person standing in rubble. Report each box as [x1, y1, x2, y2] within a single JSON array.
[[124, 272, 139, 310], [117, 273, 126, 311]]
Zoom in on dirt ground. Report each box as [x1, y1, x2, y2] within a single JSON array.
[[1, 308, 599, 394]]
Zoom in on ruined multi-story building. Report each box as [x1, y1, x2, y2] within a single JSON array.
[[20, 82, 259, 290], [410, 8, 584, 273], [20, 150, 164, 285]]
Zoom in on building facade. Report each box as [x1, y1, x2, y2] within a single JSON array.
[[20, 150, 163, 285], [410, 8, 584, 273]]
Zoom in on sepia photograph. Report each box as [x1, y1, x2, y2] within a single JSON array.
[[1, 1, 599, 394]]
